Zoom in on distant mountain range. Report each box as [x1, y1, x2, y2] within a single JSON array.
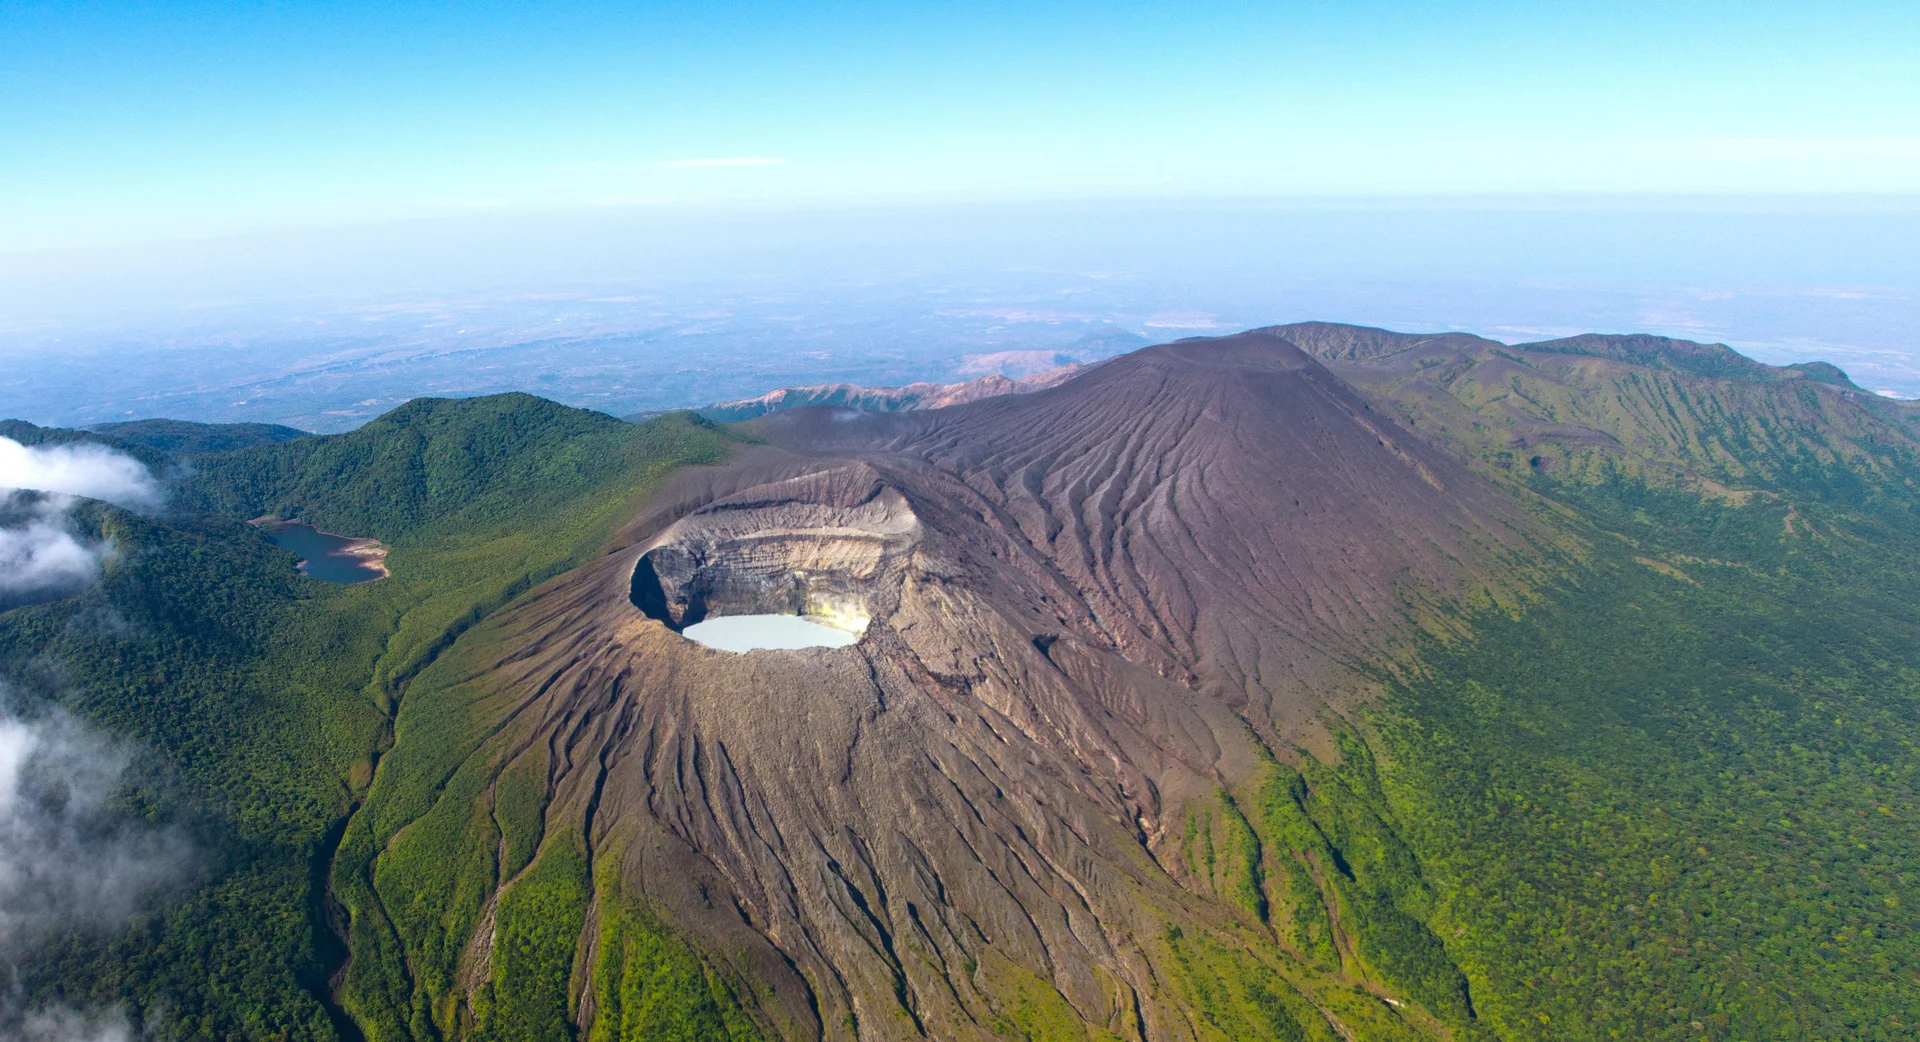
[[681, 362, 1088, 423], [3, 324, 1918, 1041], [635, 325, 1150, 424]]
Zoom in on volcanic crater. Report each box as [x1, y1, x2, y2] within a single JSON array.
[[628, 463, 922, 645]]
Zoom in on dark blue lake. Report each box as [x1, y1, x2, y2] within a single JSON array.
[[257, 522, 388, 584]]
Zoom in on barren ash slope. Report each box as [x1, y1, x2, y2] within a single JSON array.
[[341, 331, 1563, 1042]]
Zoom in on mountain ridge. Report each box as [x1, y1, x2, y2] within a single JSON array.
[[1262, 321, 1873, 390], [1260, 322, 1920, 495], [88, 418, 313, 455]]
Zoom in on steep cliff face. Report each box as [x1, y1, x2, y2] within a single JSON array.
[[341, 332, 1556, 1041]]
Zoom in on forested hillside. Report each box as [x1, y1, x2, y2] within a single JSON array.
[[0, 400, 740, 1039], [1367, 475, 1920, 1040], [1266, 325, 1920, 1039]]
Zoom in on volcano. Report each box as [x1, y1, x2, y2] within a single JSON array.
[[22, 323, 1920, 1040], [348, 331, 1556, 1040]]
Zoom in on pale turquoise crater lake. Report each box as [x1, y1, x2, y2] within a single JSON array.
[[681, 614, 863, 652]]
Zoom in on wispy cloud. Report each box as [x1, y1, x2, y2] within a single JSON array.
[[0, 494, 104, 608], [0, 438, 162, 511], [0, 692, 189, 1040], [1490, 325, 1584, 342], [0, 438, 163, 608], [1643, 137, 1920, 161], [7, 1004, 135, 1042], [549, 157, 791, 173], [655, 156, 789, 169], [0, 703, 191, 949]]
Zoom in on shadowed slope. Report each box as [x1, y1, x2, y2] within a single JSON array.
[[1255, 322, 1504, 364]]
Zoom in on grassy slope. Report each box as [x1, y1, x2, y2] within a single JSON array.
[[0, 398, 742, 1039]]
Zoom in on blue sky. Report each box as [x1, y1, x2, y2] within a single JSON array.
[[4, 0, 1918, 251]]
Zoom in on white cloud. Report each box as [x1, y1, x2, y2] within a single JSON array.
[[655, 157, 789, 169], [0, 704, 191, 954], [0, 439, 161, 607], [0, 438, 161, 511], [0, 495, 104, 607], [1672, 137, 1920, 161], [1491, 325, 1584, 341], [0, 684, 187, 1041], [8, 1005, 134, 1042], [0, 703, 186, 1040]]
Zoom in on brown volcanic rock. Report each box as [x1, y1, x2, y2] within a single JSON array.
[[755, 331, 1543, 738], [371, 331, 1548, 1040]]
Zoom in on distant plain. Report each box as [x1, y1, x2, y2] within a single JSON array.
[[7, 200, 1917, 432]]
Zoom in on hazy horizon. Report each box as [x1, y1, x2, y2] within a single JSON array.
[[6, 196, 1918, 431]]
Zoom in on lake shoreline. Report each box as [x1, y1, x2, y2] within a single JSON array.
[[249, 518, 391, 582]]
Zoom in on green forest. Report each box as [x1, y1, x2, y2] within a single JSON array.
[[1366, 474, 1920, 1040]]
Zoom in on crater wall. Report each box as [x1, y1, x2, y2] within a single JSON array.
[[628, 463, 920, 633]]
